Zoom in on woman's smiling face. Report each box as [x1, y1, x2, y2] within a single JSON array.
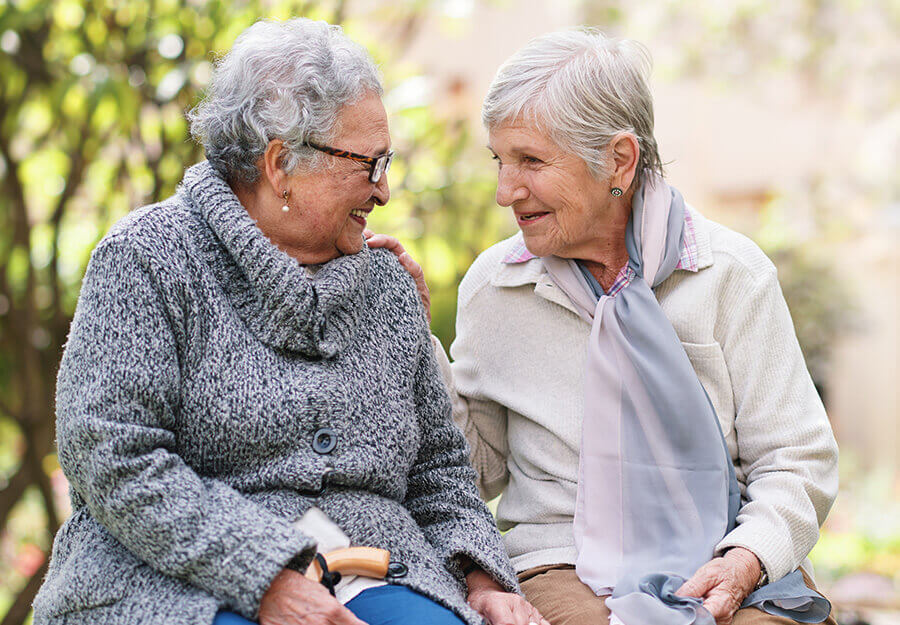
[[244, 93, 391, 265], [488, 121, 614, 260]]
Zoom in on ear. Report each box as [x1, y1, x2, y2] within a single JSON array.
[[261, 139, 290, 197], [609, 133, 640, 191]]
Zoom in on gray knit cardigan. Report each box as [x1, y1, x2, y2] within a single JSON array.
[[33, 161, 518, 625]]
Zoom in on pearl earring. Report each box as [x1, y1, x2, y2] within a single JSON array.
[[281, 190, 290, 213]]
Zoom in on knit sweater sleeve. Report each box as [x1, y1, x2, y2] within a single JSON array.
[[403, 324, 520, 595], [55, 236, 316, 619], [713, 263, 839, 582]]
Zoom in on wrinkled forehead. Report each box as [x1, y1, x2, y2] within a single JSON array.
[[487, 117, 564, 154], [331, 92, 391, 154]]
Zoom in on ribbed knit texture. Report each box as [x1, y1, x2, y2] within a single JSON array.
[[444, 208, 838, 581], [33, 161, 518, 625]]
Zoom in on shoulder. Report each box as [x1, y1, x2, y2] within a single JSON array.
[[458, 234, 522, 305], [368, 245, 409, 279], [366, 246, 425, 318], [97, 193, 197, 265], [87, 194, 199, 303], [691, 209, 778, 291]]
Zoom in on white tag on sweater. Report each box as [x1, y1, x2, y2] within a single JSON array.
[[293, 507, 387, 604]]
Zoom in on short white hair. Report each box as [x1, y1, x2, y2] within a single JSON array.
[[188, 18, 383, 185], [482, 28, 662, 182]]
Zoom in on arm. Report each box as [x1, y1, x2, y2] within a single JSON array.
[[56, 237, 317, 619], [367, 230, 512, 500], [714, 266, 839, 582], [403, 324, 519, 595], [432, 335, 510, 501], [678, 263, 839, 623]]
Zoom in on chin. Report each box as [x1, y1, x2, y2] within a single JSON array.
[[520, 232, 555, 258], [337, 235, 366, 256]]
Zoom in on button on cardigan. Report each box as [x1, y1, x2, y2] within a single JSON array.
[[33, 161, 517, 625]]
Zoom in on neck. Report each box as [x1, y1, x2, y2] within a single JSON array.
[[579, 246, 629, 292], [232, 181, 340, 265], [574, 192, 633, 291]]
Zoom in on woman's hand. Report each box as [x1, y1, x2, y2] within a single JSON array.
[[466, 569, 551, 625], [364, 230, 431, 321], [676, 547, 761, 625], [258, 569, 366, 625]]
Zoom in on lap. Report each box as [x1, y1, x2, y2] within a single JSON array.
[[214, 584, 465, 625], [518, 565, 837, 625], [732, 569, 838, 625], [213, 612, 256, 625], [519, 565, 610, 624], [346, 584, 466, 625]]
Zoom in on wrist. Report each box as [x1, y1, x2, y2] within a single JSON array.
[[466, 569, 502, 596], [725, 547, 764, 590]]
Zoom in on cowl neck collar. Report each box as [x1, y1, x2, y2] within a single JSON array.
[[179, 161, 368, 358]]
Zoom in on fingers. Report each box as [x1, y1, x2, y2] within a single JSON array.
[[513, 596, 548, 625], [398, 252, 424, 278], [362, 232, 431, 320], [677, 565, 717, 599], [527, 608, 552, 625], [339, 608, 368, 625], [365, 233, 405, 255], [360, 232, 421, 279], [327, 599, 367, 625], [702, 594, 733, 622]]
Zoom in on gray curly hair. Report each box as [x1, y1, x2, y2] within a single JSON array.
[[482, 28, 663, 183], [188, 18, 383, 185]]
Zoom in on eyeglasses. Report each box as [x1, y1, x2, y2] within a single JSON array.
[[305, 142, 393, 183]]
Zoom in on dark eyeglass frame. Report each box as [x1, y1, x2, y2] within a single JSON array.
[[305, 142, 393, 183]]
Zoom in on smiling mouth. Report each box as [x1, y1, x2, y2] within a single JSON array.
[[517, 211, 550, 223], [350, 208, 369, 225]]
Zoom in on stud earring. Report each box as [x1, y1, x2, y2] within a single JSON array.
[[611, 187, 623, 197], [281, 190, 290, 213]]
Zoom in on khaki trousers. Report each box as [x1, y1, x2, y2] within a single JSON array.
[[519, 565, 838, 625]]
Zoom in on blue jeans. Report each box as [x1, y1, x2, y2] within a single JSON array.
[[214, 584, 466, 625]]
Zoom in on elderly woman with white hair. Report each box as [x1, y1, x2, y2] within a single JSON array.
[[32, 18, 548, 625], [374, 29, 839, 625]]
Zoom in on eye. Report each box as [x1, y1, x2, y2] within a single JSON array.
[[522, 155, 543, 164]]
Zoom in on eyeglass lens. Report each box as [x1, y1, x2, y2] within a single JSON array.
[[371, 153, 392, 183]]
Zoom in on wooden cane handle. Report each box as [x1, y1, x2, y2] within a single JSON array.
[[304, 547, 391, 582]]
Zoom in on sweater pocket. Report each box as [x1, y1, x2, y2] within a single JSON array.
[[681, 341, 735, 437]]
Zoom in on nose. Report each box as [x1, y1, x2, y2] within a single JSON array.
[[495, 165, 528, 207], [372, 173, 390, 206]]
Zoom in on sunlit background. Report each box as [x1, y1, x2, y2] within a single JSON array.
[[0, 1, 897, 623]]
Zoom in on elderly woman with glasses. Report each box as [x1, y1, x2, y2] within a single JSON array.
[[32, 19, 548, 625], [374, 29, 839, 625]]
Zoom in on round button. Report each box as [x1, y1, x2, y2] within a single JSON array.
[[386, 562, 408, 579], [312, 428, 337, 454]]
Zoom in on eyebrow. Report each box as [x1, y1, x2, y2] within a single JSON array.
[[486, 145, 543, 157]]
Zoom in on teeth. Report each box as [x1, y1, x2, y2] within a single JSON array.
[[350, 209, 367, 218], [521, 213, 543, 221]]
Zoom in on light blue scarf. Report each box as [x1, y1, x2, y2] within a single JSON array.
[[541, 173, 830, 624]]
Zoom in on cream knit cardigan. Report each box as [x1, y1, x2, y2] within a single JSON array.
[[435, 208, 838, 583]]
